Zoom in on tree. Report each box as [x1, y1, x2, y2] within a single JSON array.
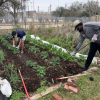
[[83, 0, 99, 16], [1, 0, 26, 24], [69, 1, 83, 11], [52, 7, 66, 17], [0, 0, 8, 6]]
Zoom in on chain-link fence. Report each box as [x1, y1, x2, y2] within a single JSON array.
[[0, 16, 98, 24]]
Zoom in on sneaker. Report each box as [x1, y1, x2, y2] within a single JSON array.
[[79, 67, 88, 72], [21, 51, 24, 54]]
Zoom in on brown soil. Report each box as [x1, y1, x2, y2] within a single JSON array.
[[0, 40, 82, 93]]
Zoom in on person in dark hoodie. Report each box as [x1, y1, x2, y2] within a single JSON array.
[[72, 20, 100, 72], [12, 30, 26, 54]]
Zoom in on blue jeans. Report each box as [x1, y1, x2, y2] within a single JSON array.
[[85, 42, 100, 69]]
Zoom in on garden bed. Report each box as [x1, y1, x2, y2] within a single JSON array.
[[0, 35, 82, 94]]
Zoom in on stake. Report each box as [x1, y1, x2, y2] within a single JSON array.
[[18, 69, 30, 100]]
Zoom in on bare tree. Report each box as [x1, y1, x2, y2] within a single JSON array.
[[83, 1, 99, 16], [69, 1, 83, 11], [1, 0, 27, 24]]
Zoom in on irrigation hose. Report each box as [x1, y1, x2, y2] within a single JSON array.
[[18, 69, 30, 100]]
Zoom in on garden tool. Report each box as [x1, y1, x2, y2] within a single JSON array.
[[56, 73, 92, 80], [18, 69, 30, 100], [56, 76, 69, 80], [65, 41, 92, 61]]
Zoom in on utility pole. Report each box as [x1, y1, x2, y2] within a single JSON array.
[[33, 0, 34, 11], [31, 6, 33, 11], [48, 7, 49, 13], [23, 1, 26, 28], [65, 3, 67, 9], [38, 6, 39, 13], [50, 4, 51, 13], [58, 0, 59, 7], [28, 5, 29, 17], [96, 0, 98, 15], [21, 0, 23, 22]]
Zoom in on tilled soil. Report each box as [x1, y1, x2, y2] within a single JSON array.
[[0, 40, 82, 93]]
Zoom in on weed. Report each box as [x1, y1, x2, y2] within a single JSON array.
[[3, 64, 20, 87], [40, 80, 47, 86], [35, 86, 47, 94], [11, 90, 24, 100]]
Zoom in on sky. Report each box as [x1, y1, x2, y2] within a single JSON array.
[[26, 0, 99, 12]]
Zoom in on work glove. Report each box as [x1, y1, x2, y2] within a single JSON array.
[[12, 45, 15, 47], [71, 50, 77, 56], [91, 34, 98, 42], [91, 37, 97, 42], [16, 45, 20, 49]]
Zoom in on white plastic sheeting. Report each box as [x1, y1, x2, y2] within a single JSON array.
[[0, 78, 12, 97], [30, 35, 97, 64]]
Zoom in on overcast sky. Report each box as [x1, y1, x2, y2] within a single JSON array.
[[26, 0, 99, 12]]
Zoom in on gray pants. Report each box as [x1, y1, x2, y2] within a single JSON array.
[[0, 91, 11, 100]]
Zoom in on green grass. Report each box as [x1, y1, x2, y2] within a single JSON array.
[[10, 90, 24, 100], [38, 69, 100, 100]]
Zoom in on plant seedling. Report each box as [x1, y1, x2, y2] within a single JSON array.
[[51, 57, 60, 66], [40, 51, 48, 59]]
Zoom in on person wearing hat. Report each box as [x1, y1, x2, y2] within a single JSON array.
[[12, 30, 26, 54], [72, 20, 100, 72]]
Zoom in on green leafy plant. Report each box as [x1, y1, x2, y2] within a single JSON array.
[[40, 51, 48, 59], [40, 80, 47, 86], [26, 34, 78, 63], [0, 50, 5, 63], [35, 86, 47, 94], [3, 64, 20, 86], [11, 90, 24, 100], [29, 46, 40, 53], [36, 65, 46, 78], [0, 35, 20, 54], [51, 57, 60, 66], [26, 34, 31, 41], [4, 33, 12, 40], [26, 44, 40, 53], [26, 60, 37, 68]]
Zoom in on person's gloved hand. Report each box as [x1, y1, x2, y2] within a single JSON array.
[[16, 45, 20, 49], [12, 45, 15, 47], [91, 37, 97, 42], [71, 50, 77, 56], [91, 34, 98, 42]]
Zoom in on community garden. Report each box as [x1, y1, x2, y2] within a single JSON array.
[[0, 21, 98, 100], [0, 31, 85, 99]]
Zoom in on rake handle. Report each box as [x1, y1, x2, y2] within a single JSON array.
[[78, 41, 91, 52], [66, 41, 91, 61], [18, 69, 30, 100]]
